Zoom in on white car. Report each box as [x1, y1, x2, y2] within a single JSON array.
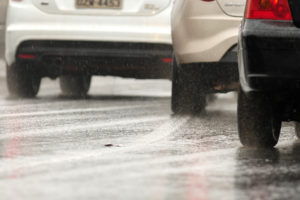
[[5, 0, 173, 97], [171, 0, 245, 113]]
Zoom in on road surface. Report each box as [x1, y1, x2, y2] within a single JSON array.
[[0, 73, 299, 200]]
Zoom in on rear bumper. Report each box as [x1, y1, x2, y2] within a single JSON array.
[[15, 40, 173, 79], [239, 19, 300, 92], [5, 2, 172, 66], [17, 40, 172, 58]]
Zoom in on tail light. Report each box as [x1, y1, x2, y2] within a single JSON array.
[[18, 54, 36, 59], [161, 58, 173, 63], [245, 0, 292, 21]]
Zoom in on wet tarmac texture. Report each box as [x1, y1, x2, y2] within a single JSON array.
[[0, 76, 299, 200]]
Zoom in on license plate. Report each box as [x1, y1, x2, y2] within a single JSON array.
[[76, 0, 122, 9]]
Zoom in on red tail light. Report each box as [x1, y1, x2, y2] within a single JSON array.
[[161, 58, 173, 63], [245, 0, 292, 21], [18, 54, 36, 59]]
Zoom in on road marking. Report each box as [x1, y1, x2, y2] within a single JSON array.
[[0, 116, 189, 173], [0, 105, 153, 118], [0, 115, 170, 140], [130, 115, 190, 146]]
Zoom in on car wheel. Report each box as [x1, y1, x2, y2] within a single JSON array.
[[237, 88, 281, 147], [6, 63, 41, 98], [60, 74, 91, 97], [171, 57, 206, 114]]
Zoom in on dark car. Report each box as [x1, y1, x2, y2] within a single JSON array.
[[238, 0, 300, 147]]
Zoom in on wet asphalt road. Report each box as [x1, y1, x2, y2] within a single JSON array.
[[0, 76, 300, 200]]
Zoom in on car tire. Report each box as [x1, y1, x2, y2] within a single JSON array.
[[6, 63, 41, 98], [60, 74, 91, 97], [237, 88, 281, 148], [171, 57, 206, 114]]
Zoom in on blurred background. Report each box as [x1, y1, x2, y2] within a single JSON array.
[[0, 0, 7, 59]]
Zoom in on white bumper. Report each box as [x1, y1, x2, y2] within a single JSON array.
[[5, 2, 171, 66]]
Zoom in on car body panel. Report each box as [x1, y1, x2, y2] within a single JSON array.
[[171, 0, 243, 65], [216, 0, 246, 17], [238, 19, 300, 93], [289, 0, 300, 27], [32, 0, 172, 16]]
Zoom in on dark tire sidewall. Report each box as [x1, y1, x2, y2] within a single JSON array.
[[238, 88, 281, 147], [171, 57, 207, 114], [60, 74, 91, 97], [6, 63, 41, 98]]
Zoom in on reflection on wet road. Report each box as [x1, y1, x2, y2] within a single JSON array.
[[0, 77, 299, 200]]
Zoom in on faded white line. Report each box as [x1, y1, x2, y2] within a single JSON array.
[[0, 116, 189, 173], [132, 115, 189, 145], [0, 105, 152, 118], [0, 115, 169, 140]]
